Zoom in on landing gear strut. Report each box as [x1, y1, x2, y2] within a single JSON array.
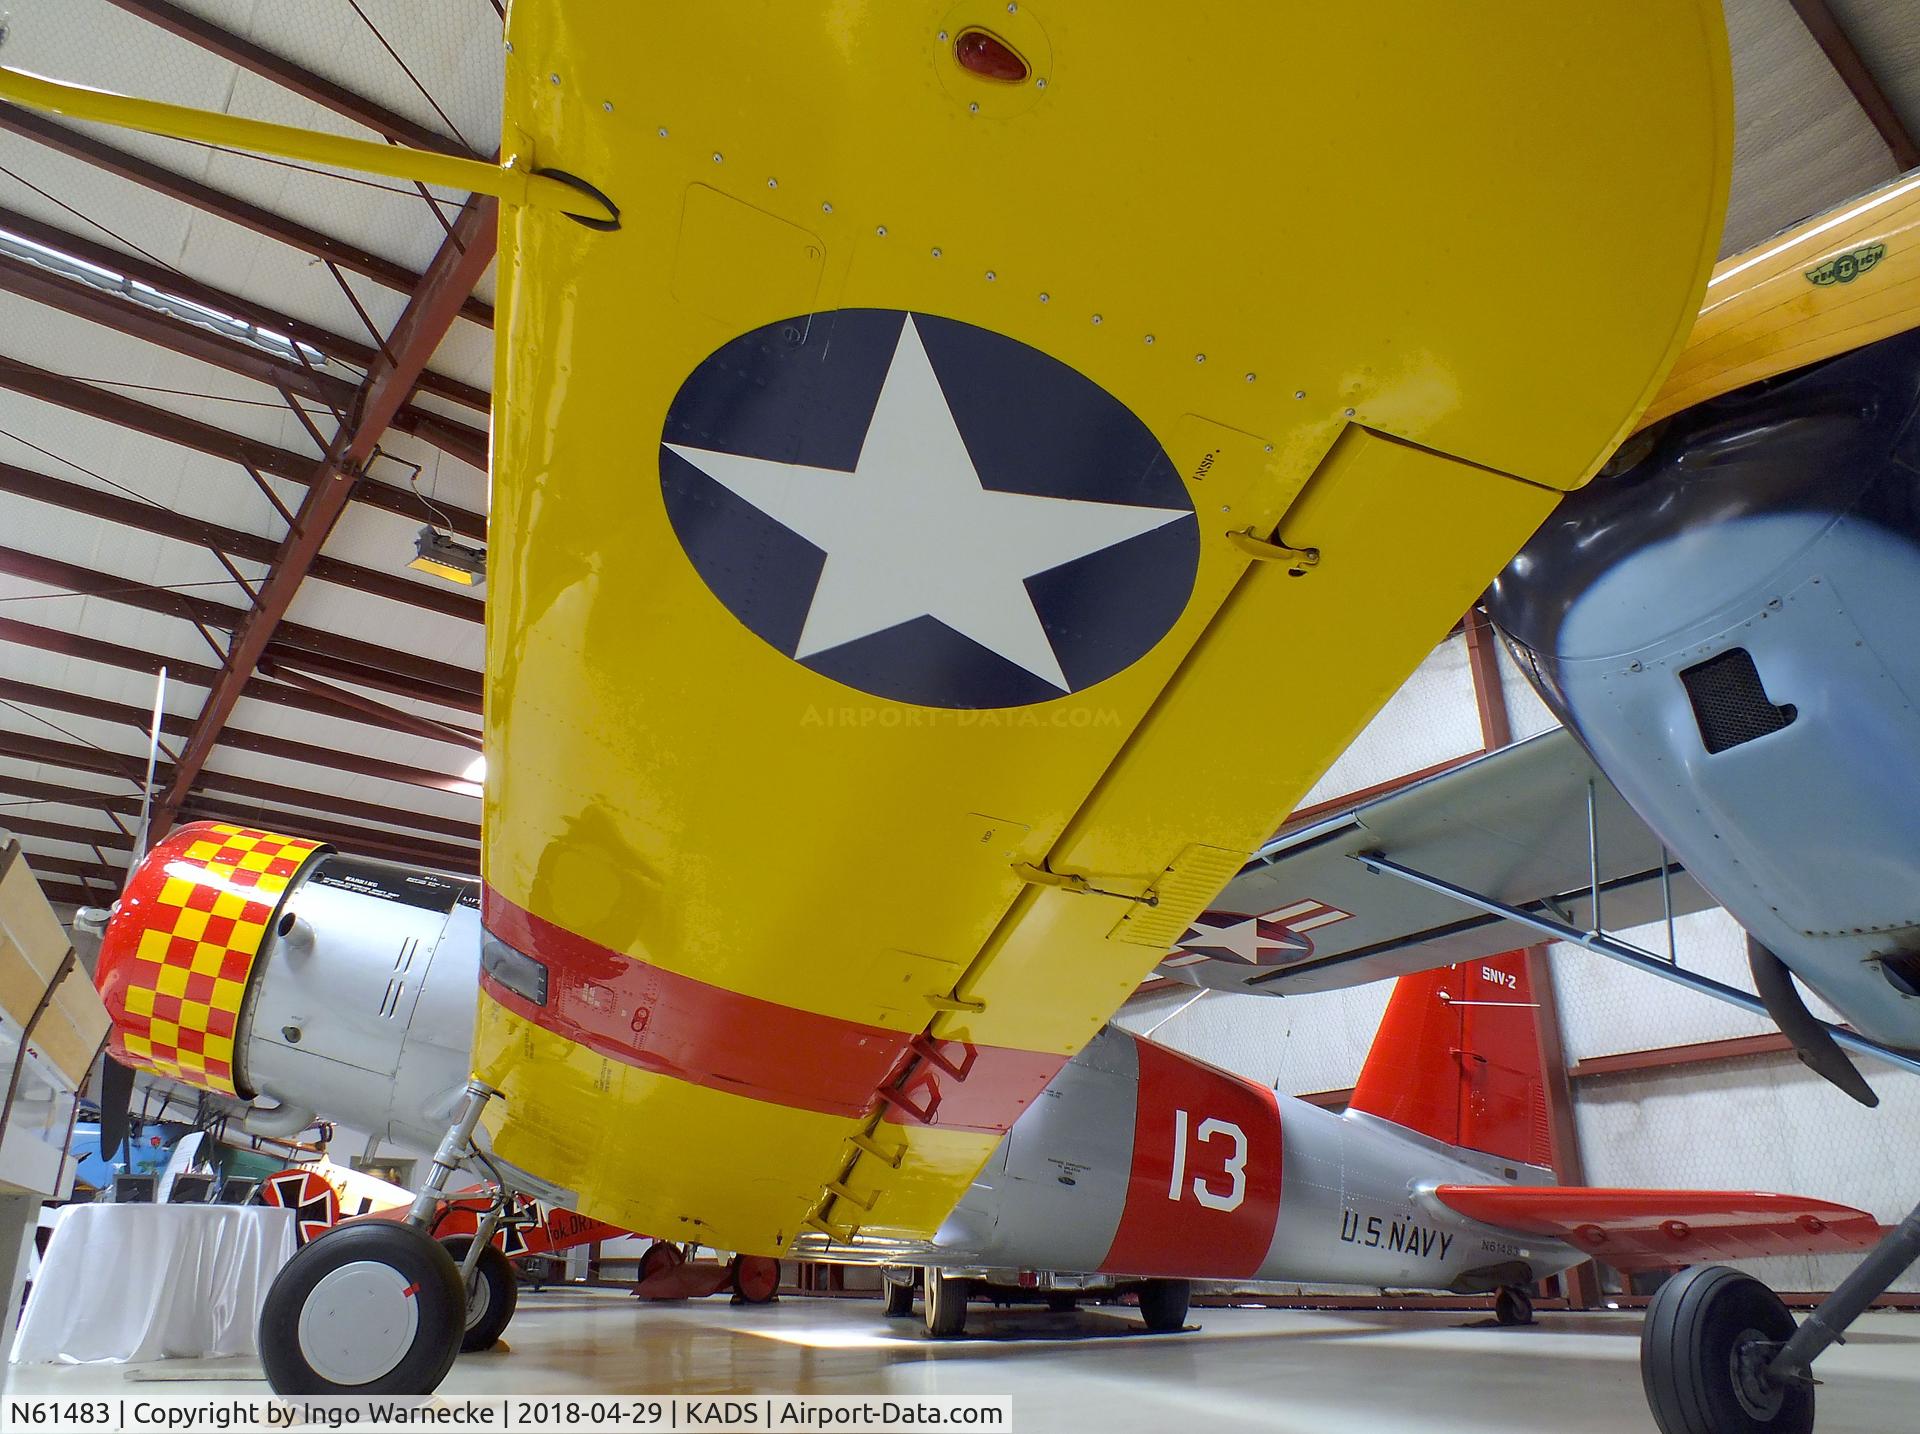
[[259, 1081, 507, 1394], [1641, 1195, 1920, 1434]]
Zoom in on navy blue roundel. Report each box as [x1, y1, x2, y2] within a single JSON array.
[[659, 309, 1198, 709]]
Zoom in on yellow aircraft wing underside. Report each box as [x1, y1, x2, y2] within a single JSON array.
[[473, 1, 1730, 1254]]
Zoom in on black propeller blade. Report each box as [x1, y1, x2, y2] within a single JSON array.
[[1749, 937, 1879, 1108], [96, 1054, 135, 1165]]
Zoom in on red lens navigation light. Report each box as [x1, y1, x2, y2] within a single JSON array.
[[954, 29, 1030, 84]]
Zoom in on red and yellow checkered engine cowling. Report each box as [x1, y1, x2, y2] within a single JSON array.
[[96, 821, 326, 1096]]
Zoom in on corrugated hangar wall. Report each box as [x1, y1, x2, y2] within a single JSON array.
[[1117, 633, 1920, 1296]]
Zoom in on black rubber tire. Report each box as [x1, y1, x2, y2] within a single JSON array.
[[1642, 1265, 1813, 1434], [1137, 1279, 1191, 1333], [883, 1272, 915, 1318], [1495, 1285, 1535, 1327], [923, 1269, 968, 1337], [440, 1236, 517, 1352], [259, 1221, 465, 1395], [1046, 1293, 1078, 1313]]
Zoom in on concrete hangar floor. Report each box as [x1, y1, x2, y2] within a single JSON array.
[[7, 1293, 1918, 1434]]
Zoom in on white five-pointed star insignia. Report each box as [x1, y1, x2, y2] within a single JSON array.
[[665, 317, 1188, 691], [1177, 915, 1310, 965]]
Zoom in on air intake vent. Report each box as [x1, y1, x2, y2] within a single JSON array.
[[1880, 951, 1920, 1000], [1679, 648, 1796, 754]]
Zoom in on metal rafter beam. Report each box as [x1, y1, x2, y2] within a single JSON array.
[[20, 878, 115, 910], [1462, 605, 1513, 752], [0, 809, 133, 850], [191, 773, 478, 844], [0, 102, 495, 326], [0, 246, 353, 407], [1462, 603, 1595, 1306], [0, 249, 488, 466], [248, 648, 480, 715], [1569, 1032, 1798, 1079], [100, 0, 474, 157], [0, 205, 489, 414], [0, 728, 481, 844], [0, 352, 310, 478], [0, 615, 481, 740], [0, 461, 482, 624], [9, 850, 122, 884], [182, 795, 478, 873], [0, 772, 142, 817], [0, 545, 483, 706], [0, 355, 488, 536], [155, 196, 498, 833], [253, 662, 480, 749], [0, 676, 479, 797], [1789, 0, 1920, 172], [0, 727, 143, 782]]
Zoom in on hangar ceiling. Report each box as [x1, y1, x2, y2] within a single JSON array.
[[0, 0, 1913, 911]]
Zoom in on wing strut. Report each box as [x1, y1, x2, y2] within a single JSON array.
[[1349, 851, 1920, 1080]]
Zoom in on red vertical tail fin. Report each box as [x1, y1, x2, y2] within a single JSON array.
[[1347, 951, 1553, 1170]]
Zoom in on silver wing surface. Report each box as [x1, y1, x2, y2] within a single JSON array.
[[1160, 726, 1715, 995]]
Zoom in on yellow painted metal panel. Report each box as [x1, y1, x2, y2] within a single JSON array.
[[474, 2, 1731, 1254], [474, 996, 859, 1249]]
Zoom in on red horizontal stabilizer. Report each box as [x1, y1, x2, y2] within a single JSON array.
[[1433, 1185, 1884, 1271]]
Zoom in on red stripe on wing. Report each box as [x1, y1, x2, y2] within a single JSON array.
[[1433, 1185, 1885, 1270], [482, 889, 911, 1119]]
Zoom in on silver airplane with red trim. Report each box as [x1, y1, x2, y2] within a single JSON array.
[[84, 851, 1877, 1344], [820, 950, 1882, 1336]]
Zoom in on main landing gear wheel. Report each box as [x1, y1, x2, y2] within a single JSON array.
[[259, 1221, 465, 1394], [1137, 1279, 1191, 1333], [440, 1236, 518, 1352], [1642, 1265, 1813, 1434], [923, 1269, 969, 1337], [882, 1268, 916, 1318], [731, 1255, 781, 1305], [1495, 1284, 1535, 1327]]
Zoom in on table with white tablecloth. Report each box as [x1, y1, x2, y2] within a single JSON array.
[[11, 1204, 295, 1363]]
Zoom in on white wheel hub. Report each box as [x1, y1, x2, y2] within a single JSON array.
[[464, 1265, 490, 1330], [298, 1260, 421, 1386]]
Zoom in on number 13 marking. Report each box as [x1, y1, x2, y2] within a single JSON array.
[[1168, 1108, 1247, 1212]]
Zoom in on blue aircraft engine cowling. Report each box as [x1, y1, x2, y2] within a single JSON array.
[[1488, 325, 1920, 1053]]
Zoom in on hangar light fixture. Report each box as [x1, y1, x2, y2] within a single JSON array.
[[409, 525, 487, 587]]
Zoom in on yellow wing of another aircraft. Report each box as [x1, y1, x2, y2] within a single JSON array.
[[1640, 172, 1920, 428], [469, 2, 1731, 1255]]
